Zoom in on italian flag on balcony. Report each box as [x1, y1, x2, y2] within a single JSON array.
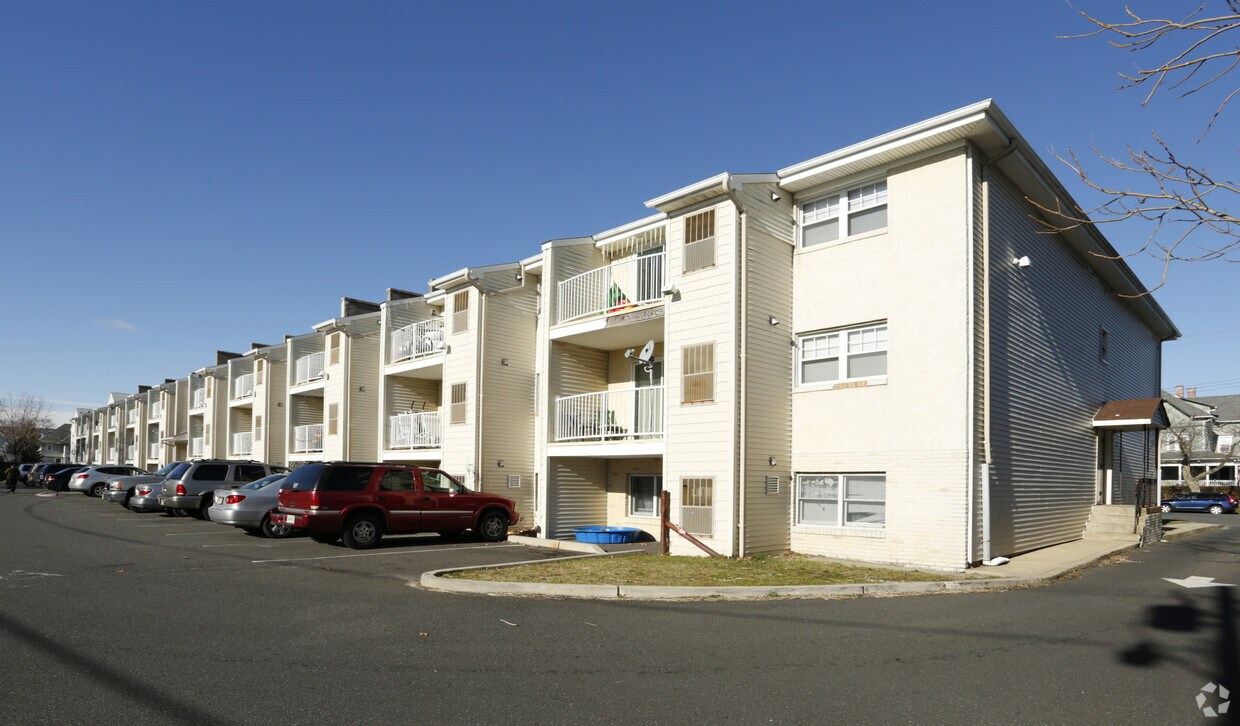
[[608, 282, 633, 312]]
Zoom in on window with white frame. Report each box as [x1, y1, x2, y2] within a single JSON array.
[[682, 342, 715, 403], [450, 383, 467, 424], [799, 324, 887, 385], [452, 291, 470, 334], [801, 180, 887, 248], [683, 209, 716, 272], [1218, 434, 1235, 453], [628, 474, 661, 517], [796, 473, 886, 528]]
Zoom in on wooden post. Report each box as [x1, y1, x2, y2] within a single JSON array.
[[660, 490, 670, 555]]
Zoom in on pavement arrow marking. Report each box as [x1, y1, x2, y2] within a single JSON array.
[[1163, 576, 1235, 589]]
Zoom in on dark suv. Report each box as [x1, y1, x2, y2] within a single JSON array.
[[273, 462, 519, 549], [1160, 492, 1238, 514], [158, 460, 288, 519]]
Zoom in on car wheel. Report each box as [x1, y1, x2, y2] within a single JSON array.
[[1209, 505, 1224, 514], [475, 510, 509, 542], [1160, 504, 1172, 513], [341, 515, 382, 549], [120, 495, 132, 510], [309, 533, 338, 544], [260, 514, 294, 539], [437, 530, 464, 540], [190, 499, 210, 520], [89, 483, 105, 498]]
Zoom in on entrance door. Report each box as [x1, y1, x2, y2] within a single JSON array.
[[1096, 433, 1113, 505]]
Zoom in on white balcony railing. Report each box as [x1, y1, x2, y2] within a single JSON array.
[[190, 437, 204, 457], [127, 409, 138, 425], [390, 318, 446, 363], [191, 387, 207, 410], [294, 352, 326, 384], [556, 253, 665, 325], [233, 373, 255, 400], [125, 444, 136, 461], [109, 415, 118, 428], [108, 447, 118, 462], [555, 386, 664, 442], [232, 431, 253, 456], [148, 442, 160, 459], [293, 424, 324, 453], [388, 412, 442, 449], [149, 402, 162, 420]]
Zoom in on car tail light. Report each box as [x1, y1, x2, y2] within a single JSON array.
[[224, 495, 245, 504], [137, 488, 151, 496], [74, 473, 88, 480], [175, 483, 186, 495]]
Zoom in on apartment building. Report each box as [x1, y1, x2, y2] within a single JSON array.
[[224, 343, 289, 466], [187, 353, 241, 459]]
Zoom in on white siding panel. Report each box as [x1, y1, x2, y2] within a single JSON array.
[[480, 283, 538, 517], [548, 458, 608, 539], [347, 332, 381, 461]]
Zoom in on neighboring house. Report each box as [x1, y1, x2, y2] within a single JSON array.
[[288, 298, 382, 465], [526, 99, 1178, 569], [1159, 387, 1240, 491], [39, 423, 71, 464]]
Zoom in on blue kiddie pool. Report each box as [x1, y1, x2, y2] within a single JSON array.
[[573, 526, 642, 544]]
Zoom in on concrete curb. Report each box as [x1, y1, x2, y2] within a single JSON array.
[[416, 525, 1224, 600], [1161, 522, 1224, 541]]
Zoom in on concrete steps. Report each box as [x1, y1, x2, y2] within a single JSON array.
[[1082, 504, 1139, 542]]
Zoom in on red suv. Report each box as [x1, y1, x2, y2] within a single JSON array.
[[273, 463, 519, 549]]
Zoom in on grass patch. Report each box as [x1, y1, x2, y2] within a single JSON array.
[[445, 554, 954, 587]]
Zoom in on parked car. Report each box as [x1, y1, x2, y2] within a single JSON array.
[[17, 464, 35, 483], [105, 462, 186, 509], [273, 462, 519, 549], [129, 482, 166, 513], [45, 466, 88, 491], [68, 465, 150, 497], [158, 460, 288, 520], [26, 464, 50, 486], [207, 474, 293, 537], [1160, 492, 1238, 514]]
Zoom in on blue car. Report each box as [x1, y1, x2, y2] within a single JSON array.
[[1160, 492, 1238, 514]]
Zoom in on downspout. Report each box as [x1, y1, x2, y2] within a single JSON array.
[[727, 182, 747, 558], [341, 332, 351, 460], [475, 281, 487, 492], [965, 146, 976, 567], [980, 140, 1017, 565]]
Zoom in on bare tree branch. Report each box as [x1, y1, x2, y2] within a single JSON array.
[[0, 394, 52, 464]]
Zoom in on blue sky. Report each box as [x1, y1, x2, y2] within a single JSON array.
[[2, 1, 1237, 424]]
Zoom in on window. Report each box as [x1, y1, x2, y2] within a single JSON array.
[[422, 470, 463, 494], [801, 179, 888, 247], [234, 465, 267, 482], [254, 415, 262, 440], [453, 291, 470, 333], [683, 209, 716, 272], [682, 343, 715, 403], [799, 324, 887, 385], [450, 383, 467, 424], [328, 333, 341, 366], [380, 469, 416, 492], [321, 466, 372, 492], [256, 360, 265, 385], [1162, 436, 1181, 452], [681, 477, 713, 536], [1099, 328, 1110, 365], [328, 403, 339, 436], [192, 464, 229, 482], [206, 377, 213, 397], [1218, 435, 1235, 453], [628, 474, 661, 517], [796, 473, 886, 528]]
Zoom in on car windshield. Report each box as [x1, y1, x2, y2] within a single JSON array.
[[285, 464, 327, 491], [151, 463, 180, 477], [242, 474, 286, 491], [164, 462, 191, 480]]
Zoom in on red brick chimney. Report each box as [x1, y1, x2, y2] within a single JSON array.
[[1187, 387, 1197, 398], [1175, 385, 1184, 397]]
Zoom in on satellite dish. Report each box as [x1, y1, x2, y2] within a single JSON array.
[[638, 340, 655, 362]]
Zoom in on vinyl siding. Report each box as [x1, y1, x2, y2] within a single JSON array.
[[346, 332, 381, 461], [549, 244, 607, 325], [970, 150, 986, 561], [259, 359, 288, 466], [789, 148, 972, 571], [664, 200, 738, 556], [548, 458, 608, 539], [986, 170, 1162, 556], [441, 288, 479, 487], [480, 282, 538, 516], [740, 183, 795, 554], [604, 457, 664, 538]]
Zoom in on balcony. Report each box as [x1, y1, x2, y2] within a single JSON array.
[[109, 415, 118, 428], [148, 442, 160, 459], [190, 437, 204, 457], [149, 402, 162, 420], [125, 444, 136, 462], [232, 431, 253, 456], [554, 386, 664, 442], [388, 412, 442, 449], [191, 388, 207, 410], [390, 318, 446, 364], [233, 373, 255, 400], [107, 447, 118, 461], [293, 424, 324, 453], [127, 410, 138, 426], [294, 352, 325, 385], [557, 253, 665, 325]]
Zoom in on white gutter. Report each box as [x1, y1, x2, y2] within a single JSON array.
[[965, 145, 976, 567], [732, 183, 749, 558]]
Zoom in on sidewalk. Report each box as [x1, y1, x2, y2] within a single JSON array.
[[418, 521, 1225, 600]]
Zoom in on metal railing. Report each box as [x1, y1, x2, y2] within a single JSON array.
[[148, 402, 162, 420], [108, 447, 117, 462], [390, 318, 446, 363], [388, 412, 442, 449], [109, 415, 117, 428], [1160, 479, 1240, 489], [233, 373, 255, 400], [148, 442, 160, 459], [190, 437, 204, 457], [232, 431, 253, 456], [555, 386, 664, 442], [556, 253, 665, 325], [294, 352, 325, 384], [125, 444, 136, 462], [293, 424, 324, 453], [127, 409, 138, 425], [191, 387, 206, 410]]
